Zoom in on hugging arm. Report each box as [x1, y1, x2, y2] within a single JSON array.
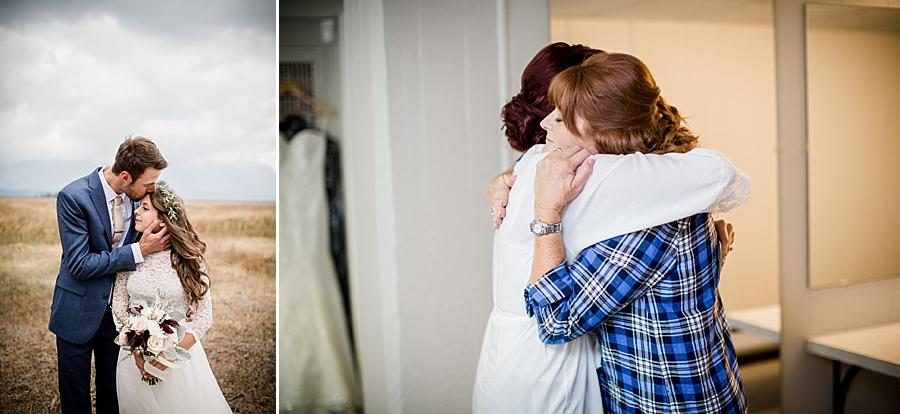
[[487, 164, 516, 229], [525, 225, 679, 344], [581, 149, 750, 229], [57, 191, 136, 280]]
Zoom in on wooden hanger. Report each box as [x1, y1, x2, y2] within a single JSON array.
[[279, 81, 336, 117]]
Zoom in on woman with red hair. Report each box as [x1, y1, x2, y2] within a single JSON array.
[[473, 45, 747, 413], [522, 52, 749, 413]]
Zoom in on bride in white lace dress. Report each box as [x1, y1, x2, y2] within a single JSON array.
[[112, 182, 231, 413]]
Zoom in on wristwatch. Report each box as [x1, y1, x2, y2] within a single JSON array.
[[530, 218, 562, 236]]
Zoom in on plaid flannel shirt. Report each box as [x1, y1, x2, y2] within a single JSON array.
[[525, 213, 747, 414]]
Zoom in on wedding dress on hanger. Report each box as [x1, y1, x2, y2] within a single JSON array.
[[279, 126, 358, 413]]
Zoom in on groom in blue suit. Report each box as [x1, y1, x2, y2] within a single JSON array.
[[49, 136, 170, 414]]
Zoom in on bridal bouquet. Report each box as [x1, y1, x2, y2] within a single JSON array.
[[116, 301, 191, 385]]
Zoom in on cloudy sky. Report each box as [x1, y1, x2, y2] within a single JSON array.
[[0, 0, 276, 201]]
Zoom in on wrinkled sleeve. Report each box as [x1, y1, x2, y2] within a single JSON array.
[[525, 225, 678, 344], [561, 149, 750, 255], [111, 271, 130, 331]]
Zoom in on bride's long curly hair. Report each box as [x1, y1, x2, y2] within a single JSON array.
[[148, 182, 209, 305]]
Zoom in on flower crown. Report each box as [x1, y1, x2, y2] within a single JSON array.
[[155, 181, 181, 224]]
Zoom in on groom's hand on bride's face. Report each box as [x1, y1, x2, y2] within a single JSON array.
[[139, 219, 171, 256]]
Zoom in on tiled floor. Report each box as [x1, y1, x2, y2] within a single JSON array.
[[740, 358, 781, 414]]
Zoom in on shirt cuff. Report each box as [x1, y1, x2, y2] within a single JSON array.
[[524, 262, 572, 315], [130, 243, 144, 264]]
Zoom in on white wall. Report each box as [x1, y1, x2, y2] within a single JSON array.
[[550, 16, 780, 311], [340, 1, 548, 412], [774, 0, 900, 412]]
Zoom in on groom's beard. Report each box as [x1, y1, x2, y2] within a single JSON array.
[[123, 184, 145, 201]]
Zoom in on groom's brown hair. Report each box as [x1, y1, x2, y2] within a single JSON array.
[[111, 135, 168, 180]]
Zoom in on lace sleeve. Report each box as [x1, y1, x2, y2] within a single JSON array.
[[111, 271, 130, 331], [188, 276, 213, 339], [708, 154, 751, 215]]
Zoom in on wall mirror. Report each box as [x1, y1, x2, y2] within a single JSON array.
[[806, 3, 900, 288]]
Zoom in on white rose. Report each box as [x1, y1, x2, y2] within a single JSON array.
[[147, 334, 166, 354], [133, 316, 148, 333], [147, 322, 162, 337]]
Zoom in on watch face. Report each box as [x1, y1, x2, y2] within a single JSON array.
[[530, 220, 545, 234]]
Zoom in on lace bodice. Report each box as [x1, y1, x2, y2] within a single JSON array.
[[112, 250, 213, 338]]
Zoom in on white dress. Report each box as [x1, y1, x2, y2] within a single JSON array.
[[112, 250, 232, 414], [472, 145, 749, 414], [278, 130, 358, 412]]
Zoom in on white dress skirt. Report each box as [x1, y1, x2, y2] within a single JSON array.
[[116, 340, 232, 413], [473, 145, 750, 413], [112, 251, 232, 413]]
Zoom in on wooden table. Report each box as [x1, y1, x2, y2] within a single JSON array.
[[806, 322, 900, 414], [727, 304, 781, 343]]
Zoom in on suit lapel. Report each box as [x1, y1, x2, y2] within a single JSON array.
[[124, 200, 139, 244], [87, 168, 113, 248]]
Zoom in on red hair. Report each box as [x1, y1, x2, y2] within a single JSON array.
[[501, 42, 603, 152], [548, 53, 698, 155]]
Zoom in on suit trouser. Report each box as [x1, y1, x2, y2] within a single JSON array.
[[56, 308, 120, 414]]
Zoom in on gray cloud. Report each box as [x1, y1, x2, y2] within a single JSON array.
[[0, 0, 274, 38], [0, 0, 276, 201]]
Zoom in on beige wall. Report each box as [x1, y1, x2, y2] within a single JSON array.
[[807, 26, 900, 288], [551, 17, 780, 310], [775, 0, 900, 412]]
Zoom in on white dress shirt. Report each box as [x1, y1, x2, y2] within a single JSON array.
[[98, 167, 143, 264]]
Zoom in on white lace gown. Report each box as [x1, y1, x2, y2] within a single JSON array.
[[278, 130, 358, 413], [472, 145, 749, 414], [112, 250, 232, 413]]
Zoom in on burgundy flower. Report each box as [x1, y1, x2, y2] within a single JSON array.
[[160, 319, 177, 334]]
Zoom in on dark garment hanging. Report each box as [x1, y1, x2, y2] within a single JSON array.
[[324, 138, 352, 335], [279, 114, 309, 141], [280, 118, 354, 342]]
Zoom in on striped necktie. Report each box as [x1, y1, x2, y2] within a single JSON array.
[[111, 196, 124, 247]]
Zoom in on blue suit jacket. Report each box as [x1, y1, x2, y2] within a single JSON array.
[[49, 168, 140, 344]]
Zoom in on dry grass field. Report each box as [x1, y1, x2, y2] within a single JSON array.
[[0, 197, 275, 414]]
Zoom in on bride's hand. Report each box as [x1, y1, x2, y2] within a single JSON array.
[[133, 351, 153, 379], [148, 358, 169, 372], [715, 219, 736, 262], [487, 168, 516, 229]]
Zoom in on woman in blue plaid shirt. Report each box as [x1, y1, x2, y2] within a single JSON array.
[[526, 52, 749, 413], [475, 44, 747, 414]]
